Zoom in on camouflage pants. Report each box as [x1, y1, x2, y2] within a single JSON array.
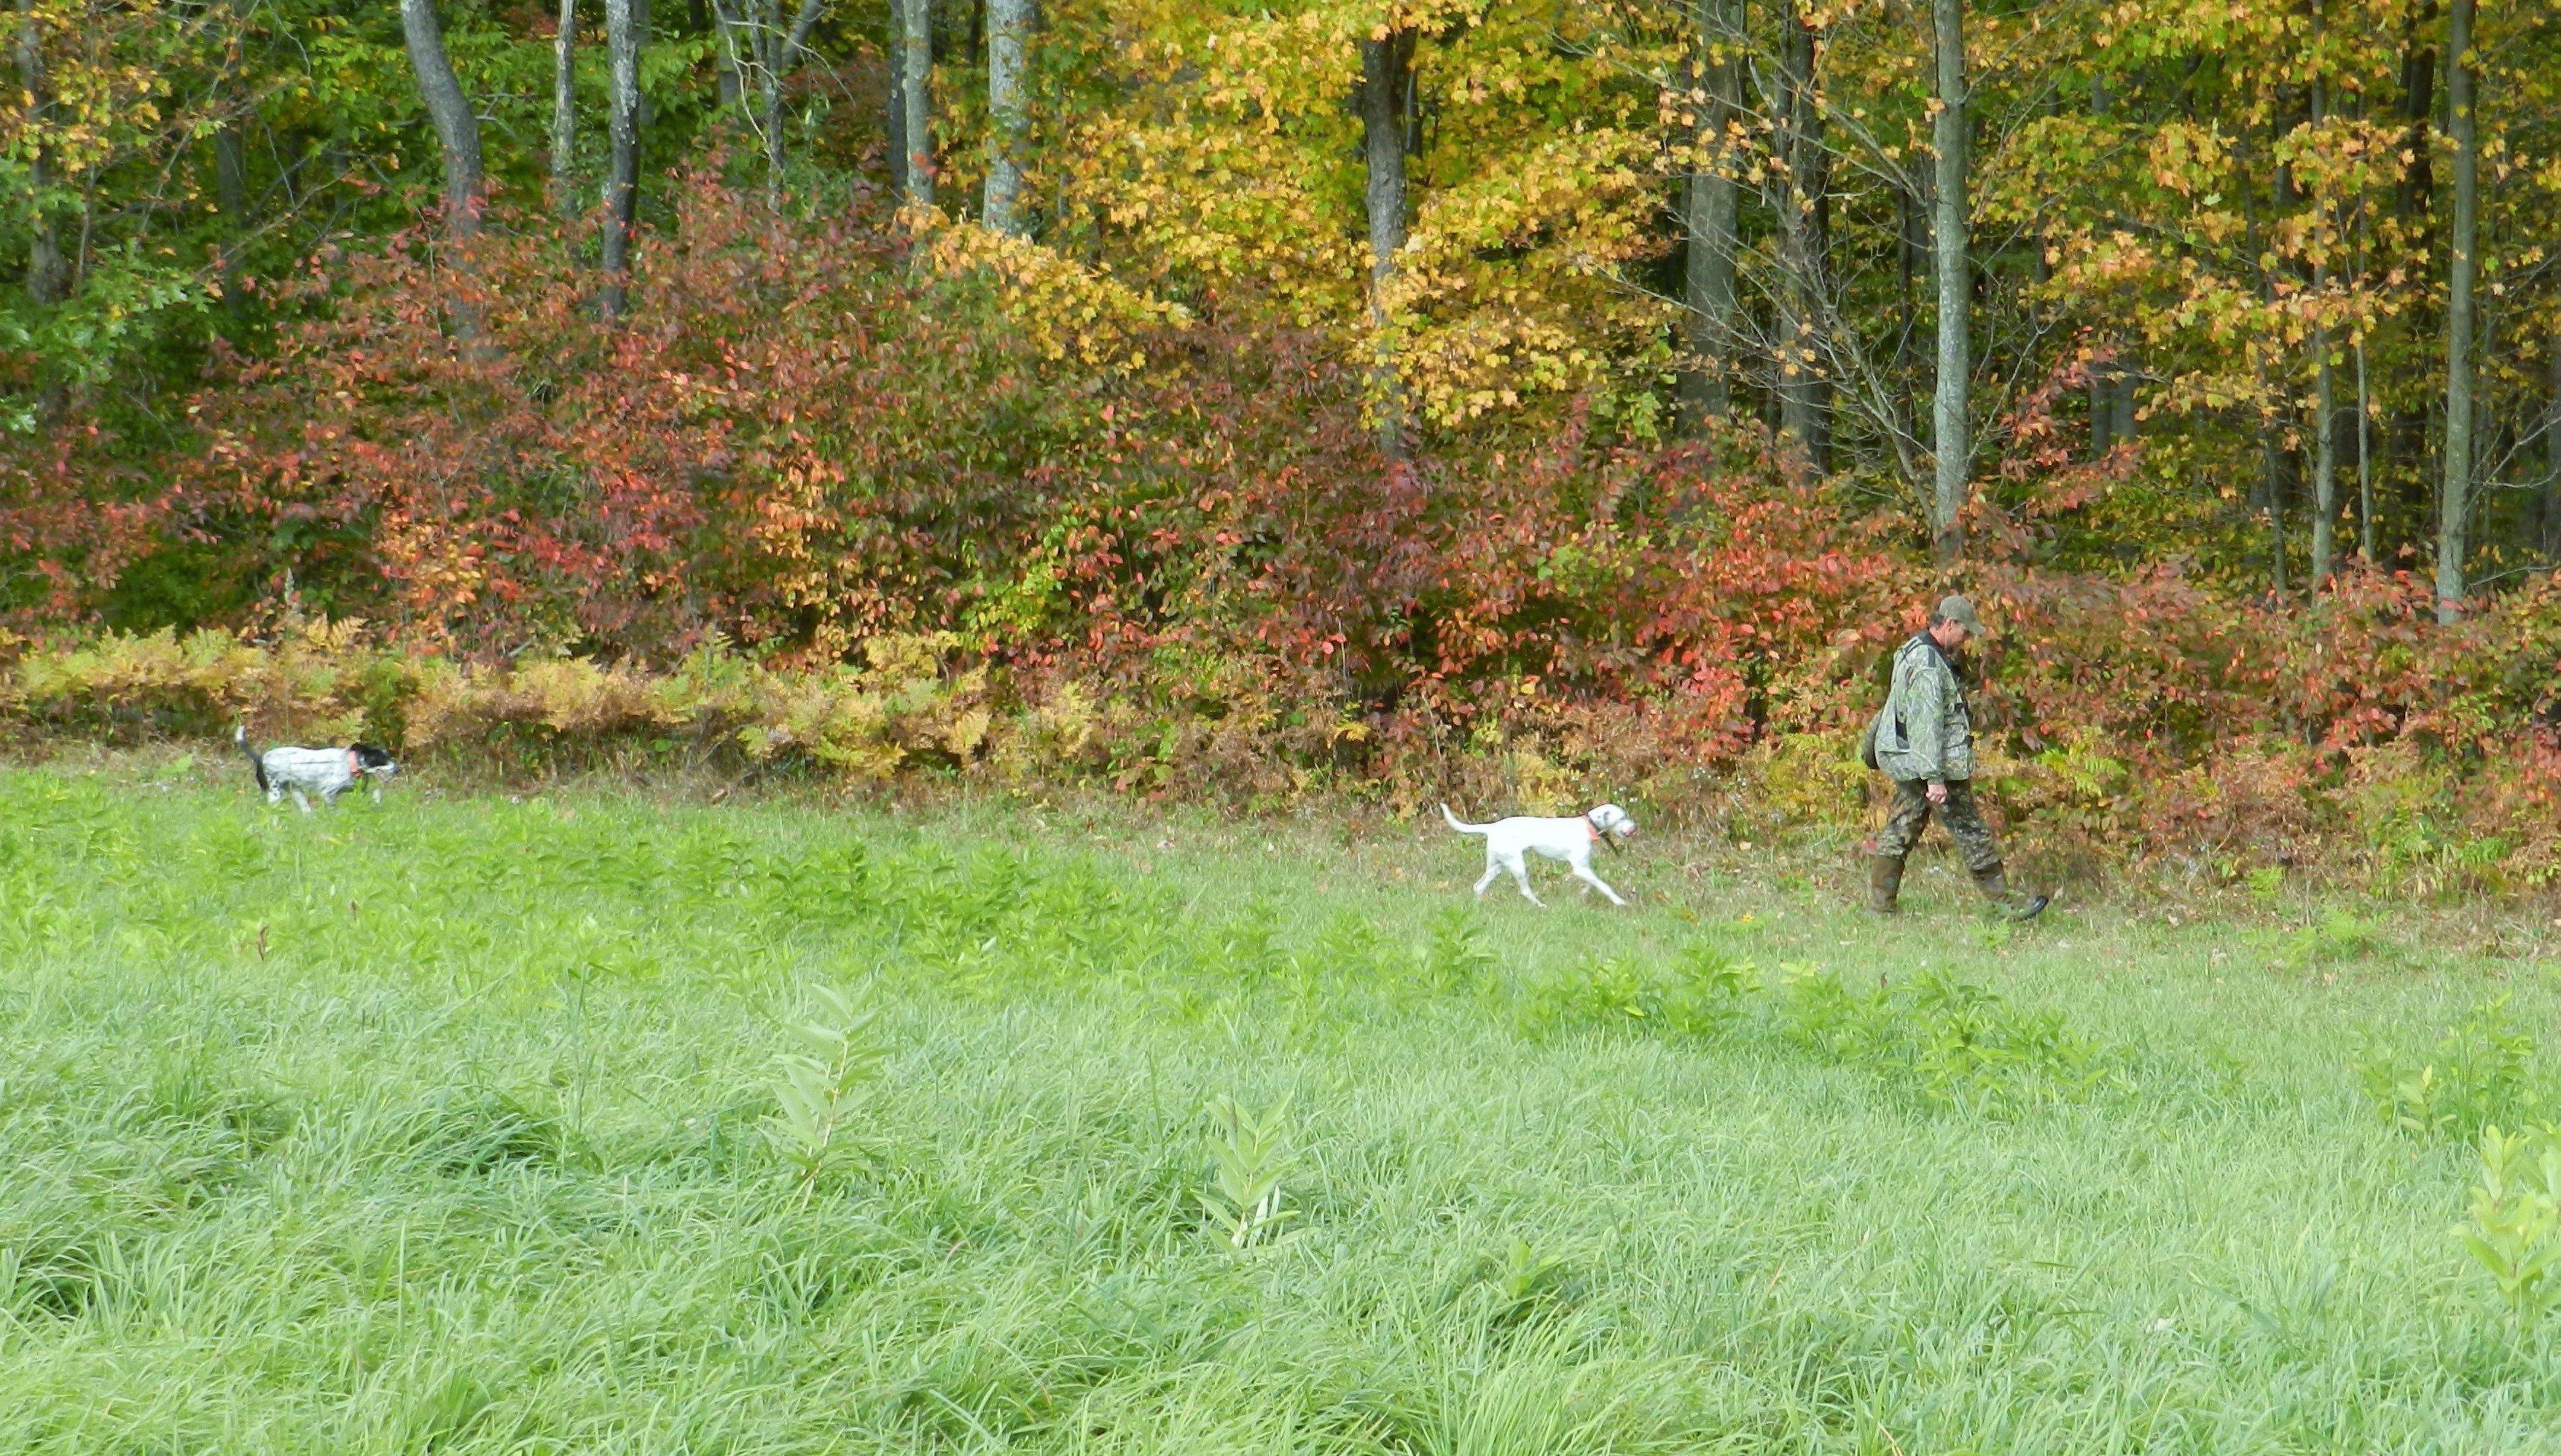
[[1876, 777, 2003, 874]]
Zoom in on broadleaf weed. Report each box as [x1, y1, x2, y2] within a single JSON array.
[[1418, 907, 1496, 992], [2355, 996, 2544, 1141], [1198, 1093, 1301, 1251], [766, 984, 885, 1205], [2459, 1124, 2561, 1322]]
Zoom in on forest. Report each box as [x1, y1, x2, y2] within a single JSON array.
[[6, 0, 2561, 866]]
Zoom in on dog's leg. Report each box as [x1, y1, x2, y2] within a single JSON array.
[[290, 787, 313, 815], [1571, 859, 1630, 907], [266, 785, 283, 807], [1505, 855, 1544, 907], [1473, 856, 1503, 898], [370, 780, 383, 804]]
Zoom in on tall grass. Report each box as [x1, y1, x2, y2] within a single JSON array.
[[1, 762, 2557, 1452]]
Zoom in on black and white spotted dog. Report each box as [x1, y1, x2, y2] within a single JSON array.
[[234, 725, 398, 813]]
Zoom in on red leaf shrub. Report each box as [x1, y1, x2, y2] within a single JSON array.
[[9, 173, 2561, 884]]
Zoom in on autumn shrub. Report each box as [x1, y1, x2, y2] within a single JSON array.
[[12, 176, 2561, 879]]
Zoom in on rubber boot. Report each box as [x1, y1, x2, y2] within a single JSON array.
[[1971, 864, 2049, 922], [1866, 854, 1906, 915]]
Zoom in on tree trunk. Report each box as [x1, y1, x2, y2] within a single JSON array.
[[2312, 319, 2339, 584], [2356, 334, 2376, 562], [2260, 418, 2290, 596], [713, 0, 741, 110], [2436, 0, 2477, 623], [766, 0, 822, 198], [756, 0, 783, 182], [1359, 26, 1417, 459], [14, 1, 63, 422], [2090, 356, 2115, 456], [602, 0, 641, 319], [2087, 79, 2113, 458], [399, 0, 485, 241], [984, 0, 1029, 234], [1774, 2, 1829, 474], [2543, 343, 2561, 558], [1928, 0, 1968, 560], [1678, 0, 1739, 427], [900, 0, 934, 206], [2389, 3, 2439, 560], [213, 121, 247, 255], [885, 0, 907, 195], [2395, 3, 2439, 227], [552, 0, 578, 217], [1895, 175, 1920, 412], [2310, 82, 2337, 584], [209, 0, 249, 310]]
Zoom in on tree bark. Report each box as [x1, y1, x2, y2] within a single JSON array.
[[602, 0, 641, 319], [2087, 79, 2111, 458], [1678, 0, 1739, 428], [2543, 342, 2561, 558], [2260, 415, 2290, 596], [885, 0, 907, 195], [1773, 1, 1829, 474], [2312, 320, 2339, 583], [213, 122, 247, 251], [983, 0, 1029, 233], [2395, 3, 2439, 227], [900, 0, 934, 206], [2435, 0, 2477, 622], [552, 0, 578, 217], [1359, 25, 1417, 459], [1928, 0, 1968, 560], [2388, 2, 2439, 558], [399, 0, 485, 241], [756, 0, 823, 200], [2310, 82, 2337, 584], [209, 0, 249, 308], [713, 0, 741, 110], [14, 2, 63, 423], [2356, 334, 2375, 562]]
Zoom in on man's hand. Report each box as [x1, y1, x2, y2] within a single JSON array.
[[1926, 780, 1947, 806]]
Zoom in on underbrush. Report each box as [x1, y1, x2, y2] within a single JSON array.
[[15, 609, 2561, 901]]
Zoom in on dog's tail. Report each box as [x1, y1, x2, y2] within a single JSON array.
[[1441, 803, 1490, 836], [233, 724, 268, 794]]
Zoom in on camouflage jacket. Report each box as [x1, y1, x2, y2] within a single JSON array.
[[1874, 633, 1973, 783]]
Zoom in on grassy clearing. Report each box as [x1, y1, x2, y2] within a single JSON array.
[[4, 761, 2561, 1453]]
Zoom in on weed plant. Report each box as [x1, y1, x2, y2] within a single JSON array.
[[1, 767, 2560, 1452], [2357, 996, 2551, 1141]]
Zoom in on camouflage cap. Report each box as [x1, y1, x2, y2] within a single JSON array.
[[1934, 594, 1984, 633]]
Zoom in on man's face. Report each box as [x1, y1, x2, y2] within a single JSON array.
[[1933, 619, 1969, 651]]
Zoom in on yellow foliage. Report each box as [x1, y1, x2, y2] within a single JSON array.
[[920, 217, 1193, 372], [1506, 743, 1579, 815], [1742, 730, 1869, 831]]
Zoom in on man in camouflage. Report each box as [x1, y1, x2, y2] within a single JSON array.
[[1864, 595, 2047, 920]]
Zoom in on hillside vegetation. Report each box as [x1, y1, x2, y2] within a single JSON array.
[[9, 1, 2561, 868]]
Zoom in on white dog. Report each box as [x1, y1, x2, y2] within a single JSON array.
[[235, 724, 399, 813], [1441, 802, 1636, 907]]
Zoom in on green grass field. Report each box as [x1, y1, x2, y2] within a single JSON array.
[[4, 759, 2560, 1454]]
